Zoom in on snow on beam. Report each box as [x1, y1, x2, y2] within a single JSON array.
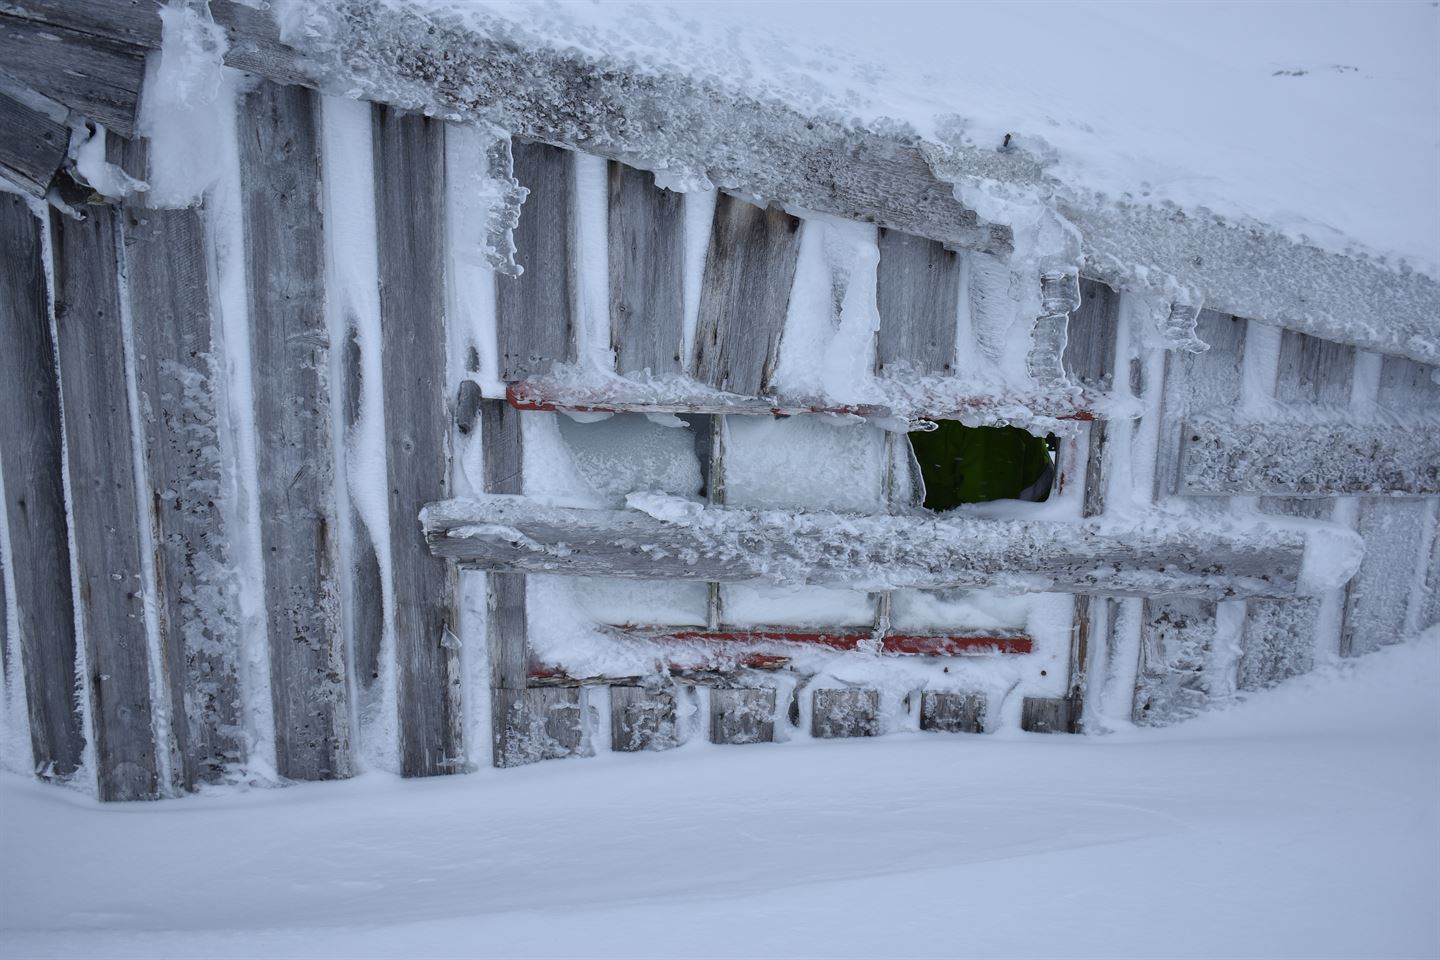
[[1179, 418, 1440, 498], [422, 495, 1362, 602]]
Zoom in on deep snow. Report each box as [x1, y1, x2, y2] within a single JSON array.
[[2, 632, 1435, 960]]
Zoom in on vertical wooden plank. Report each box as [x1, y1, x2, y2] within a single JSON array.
[[239, 82, 350, 781], [1137, 309, 1244, 724], [372, 103, 462, 776], [1274, 330, 1354, 405], [0, 194, 85, 781], [342, 328, 385, 692], [1020, 695, 1079, 734], [50, 203, 159, 801], [608, 161, 685, 376], [480, 397, 530, 767], [121, 203, 244, 786], [1341, 354, 1440, 657], [875, 227, 959, 376], [710, 687, 775, 744], [920, 691, 985, 733], [1062, 279, 1121, 392], [811, 688, 879, 738], [692, 193, 802, 395], [610, 685, 678, 751], [497, 140, 576, 382]]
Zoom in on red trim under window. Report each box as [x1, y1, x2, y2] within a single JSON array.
[[649, 630, 1032, 656]]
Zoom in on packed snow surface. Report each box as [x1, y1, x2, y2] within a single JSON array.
[[2, 633, 1435, 959], [417, 0, 1440, 277]]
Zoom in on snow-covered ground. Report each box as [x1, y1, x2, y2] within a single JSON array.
[[3, 631, 1434, 959]]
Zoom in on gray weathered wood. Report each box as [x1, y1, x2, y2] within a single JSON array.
[[1237, 598, 1317, 691], [692, 194, 802, 395], [875, 227, 958, 376], [0, 14, 145, 136], [425, 496, 1329, 601], [372, 103, 462, 777], [342, 326, 384, 693], [50, 204, 159, 801], [1342, 497, 1432, 658], [609, 161, 685, 376], [710, 687, 775, 745], [920, 691, 985, 733], [1133, 597, 1216, 726], [1020, 696, 1081, 734], [499, 686, 586, 760], [0, 0, 163, 48], [0, 88, 66, 196], [1179, 419, 1439, 497], [0, 194, 85, 782], [239, 81, 350, 781], [1275, 330, 1354, 406], [611, 685, 679, 751], [496, 140, 576, 382], [1154, 309, 1247, 501], [811, 688, 879, 738], [121, 203, 243, 787]]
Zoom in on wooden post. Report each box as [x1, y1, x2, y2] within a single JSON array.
[[692, 194, 802, 395], [875, 227, 959, 376], [239, 82, 351, 781], [0, 194, 86, 782], [120, 202, 245, 787], [812, 688, 880, 738], [610, 685, 679, 751], [50, 202, 160, 801], [371, 104, 463, 776], [921, 691, 986, 734], [608, 161, 685, 376], [497, 140, 576, 382], [710, 688, 775, 745]]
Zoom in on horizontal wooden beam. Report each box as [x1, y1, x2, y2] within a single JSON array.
[[422, 495, 1358, 601], [0, 13, 145, 137], [506, 381, 1101, 423], [0, 87, 67, 196], [1179, 417, 1440, 497]]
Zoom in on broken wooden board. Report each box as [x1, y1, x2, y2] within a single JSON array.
[[0, 14, 145, 137], [710, 688, 775, 744], [0, 193, 85, 782], [121, 203, 244, 787], [920, 691, 985, 734], [609, 161, 685, 376], [1179, 419, 1439, 497], [875, 227, 959, 376], [372, 103, 463, 777], [423, 495, 1340, 601], [610, 685, 679, 751], [692, 193, 802, 395], [0, 88, 67, 197], [238, 81, 351, 782], [497, 140, 576, 382], [812, 688, 880, 738], [50, 204, 160, 801]]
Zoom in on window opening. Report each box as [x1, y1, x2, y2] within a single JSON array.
[[906, 422, 1056, 511]]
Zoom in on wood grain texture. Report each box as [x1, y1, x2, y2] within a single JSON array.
[[608, 161, 685, 375], [1020, 696, 1081, 734], [341, 326, 384, 692], [121, 203, 244, 787], [1153, 309, 1247, 501], [0, 88, 67, 196], [709, 687, 774, 744], [372, 103, 462, 777], [1178, 420, 1439, 497], [50, 204, 159, 801], [425, 496, 1317, 601], [0, 194, 85, 782], [692, 193, 801, 395], [920, 691, 985, 733], [496, 140, 575, 382], [1133, 597, 1216, 726], [610, 685, 679, 751], [1274, 330, 1354, 406], [875, 227, 958, 376], [0, 0, 162, 48], [0, 14, 145, 136], [239, 81, 350, 781], [811, 688, 879, 738], [1063, 278, 1121, 390]]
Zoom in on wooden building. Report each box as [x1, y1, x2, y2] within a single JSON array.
[[1, 0, 1437, 800]]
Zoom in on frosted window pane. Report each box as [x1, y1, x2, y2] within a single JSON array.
[[557, 413, 703, 507], [721, 582, 874, 628], [723, 415, 885, 512], [889, 588, 1028, 631]]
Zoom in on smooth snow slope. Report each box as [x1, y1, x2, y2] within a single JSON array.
[[2, 632, 1435, 960], [429, 0, 1440, 277]]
